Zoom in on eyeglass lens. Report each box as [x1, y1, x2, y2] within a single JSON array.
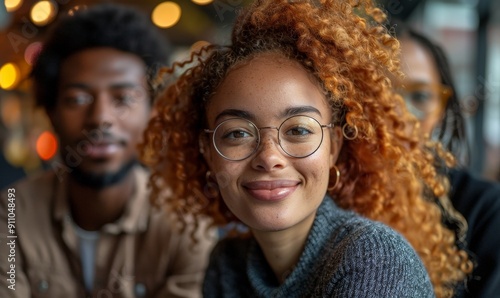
[[211, 115, 326, 161], [400, 83, 450, 119]]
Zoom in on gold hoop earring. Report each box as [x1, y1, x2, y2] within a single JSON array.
[[328, 165, 340, 191], [342, 123, 358, 140], [199, 135, 206, 154]]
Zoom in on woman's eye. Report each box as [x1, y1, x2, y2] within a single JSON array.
[[409, 91, 432, 104], [287, 126, 312, 136], [223, 130, 252, 139]]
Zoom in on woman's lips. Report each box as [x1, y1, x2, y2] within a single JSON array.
[[243, 180, 300, 201]]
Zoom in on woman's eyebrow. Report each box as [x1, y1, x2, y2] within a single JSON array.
[[214, 109, 256, 123], [281, 106, 322, 118], [214, 106, 322, 123]]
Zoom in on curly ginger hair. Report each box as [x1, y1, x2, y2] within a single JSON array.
[[140, 0, 472, 296]]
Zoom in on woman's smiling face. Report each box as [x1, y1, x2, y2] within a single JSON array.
[[203, 52, 343, 232]]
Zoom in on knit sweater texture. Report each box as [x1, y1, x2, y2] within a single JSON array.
[[203, 196, 435, 297]]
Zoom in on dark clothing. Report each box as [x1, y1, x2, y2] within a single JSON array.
[[450, 169, 500, 298], [0, 154, 25, 189], [203, 197, 434, 298]]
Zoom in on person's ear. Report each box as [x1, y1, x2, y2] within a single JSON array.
[[329, 125, 343, 169]]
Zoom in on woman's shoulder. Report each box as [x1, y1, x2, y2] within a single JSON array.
[[320, 199, 412, 248], [318, 213, 434, 297], [330, 211, 414, 252], [317, 200, 429, 276]]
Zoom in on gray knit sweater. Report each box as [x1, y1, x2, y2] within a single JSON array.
[[203, 197, 435, 297]]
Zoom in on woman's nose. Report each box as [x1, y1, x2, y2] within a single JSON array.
[[251, 128, 287, 171]]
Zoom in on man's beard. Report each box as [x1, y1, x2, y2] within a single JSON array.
[[70, 159, 137, 189]]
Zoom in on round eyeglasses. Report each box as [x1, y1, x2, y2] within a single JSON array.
[[398, 83, 452, 120], [204, 115, 333, 161]]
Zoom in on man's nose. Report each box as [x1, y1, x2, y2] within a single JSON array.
[[85, 93, 116, 128]]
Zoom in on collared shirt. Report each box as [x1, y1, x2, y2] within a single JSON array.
[[0, 166, 215, 298]]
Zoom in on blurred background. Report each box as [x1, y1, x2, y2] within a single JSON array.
[[0, 0, 498, 188]]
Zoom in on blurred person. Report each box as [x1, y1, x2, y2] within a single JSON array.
[[141, 0, 473, 297], [397, 24, 500, 298], [0, 4, 213, 297]]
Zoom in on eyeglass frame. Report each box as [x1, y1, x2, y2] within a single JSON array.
[[397, 83, 453, 120], [203, 115, 333, 161]]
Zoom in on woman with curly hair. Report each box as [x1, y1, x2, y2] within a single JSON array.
[[396, 23, 500, 298], [141, 0, 472, 296]]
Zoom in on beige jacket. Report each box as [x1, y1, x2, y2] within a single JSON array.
[[0, 166, 214, 297]]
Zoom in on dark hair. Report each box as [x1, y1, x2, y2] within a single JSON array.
[[394, 22, 469, 163], [31, 3, 171, 111]]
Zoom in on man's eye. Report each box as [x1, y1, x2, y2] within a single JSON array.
[[114, 94, 134, 104], [114, 91, 143, 105], [64, 94, 93, 106]]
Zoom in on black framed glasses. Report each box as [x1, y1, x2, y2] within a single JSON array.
[[204, 115, 333, 161]]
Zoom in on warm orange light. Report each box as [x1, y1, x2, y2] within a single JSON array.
[[192, 0, 214, 5], [4, 136, 27, 166], [36, 131, 58, 160], [67, 5, 87, 16], [5, 0, 23, 12], [152, 2, 181, 28], [0, 95, 21, 127], [0, 63, 20, 90], [30, 0, 57, 26]]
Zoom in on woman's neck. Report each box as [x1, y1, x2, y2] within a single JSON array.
[[252, 213, 316, 284]]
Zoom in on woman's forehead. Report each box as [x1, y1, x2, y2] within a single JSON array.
[[205, 53, 331, 124]]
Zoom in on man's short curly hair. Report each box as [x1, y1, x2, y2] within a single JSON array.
[[31, 3, 171, 111]]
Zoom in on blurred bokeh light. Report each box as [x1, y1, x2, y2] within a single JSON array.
[[35, 130, 57, 160], [0, 94, 21, 128], [0, 62, 20, 90], [24, 41, 43, 65], [192, 0, 214, 5], [152, 1, 181, 29], [30, 0, 58, 26], [5, 0, 23, 12], [4, 134, 28, 166]]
